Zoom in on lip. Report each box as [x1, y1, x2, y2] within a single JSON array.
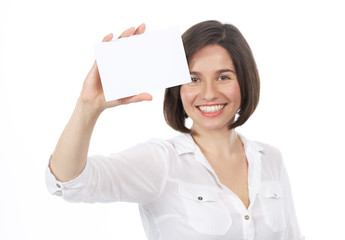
[[196, 104, 226, 118]]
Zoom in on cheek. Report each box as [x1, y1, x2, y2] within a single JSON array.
[[180, 85, 196, 109], [180, 85, 187, 103], [226, 83, 242, 105]]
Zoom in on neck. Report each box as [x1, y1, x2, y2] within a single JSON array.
[[191, 127, 243, 161]]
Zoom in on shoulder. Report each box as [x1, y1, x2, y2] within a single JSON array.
[[166, 133, 195, 155], [239, 133, 282, 159], [140, 133, 193, 157], [254, 141, 283, 161], [239, 134, 285, 175], [113, 134, 193, 162]]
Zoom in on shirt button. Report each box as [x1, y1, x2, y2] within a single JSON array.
[[56, 183, 61, 188], [198, 196, 203, 201], [244, 215, 250, 220]]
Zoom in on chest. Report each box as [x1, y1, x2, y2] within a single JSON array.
[[150, 162, 286, 240], [208, 157, 250, 209]]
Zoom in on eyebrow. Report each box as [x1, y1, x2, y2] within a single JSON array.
[[190, 69, 236, 75]]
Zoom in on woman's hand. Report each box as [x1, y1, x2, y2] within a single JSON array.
[[80, 24, 153, 116]]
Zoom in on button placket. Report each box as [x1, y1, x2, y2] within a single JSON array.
[[243, 212, 255, 240]]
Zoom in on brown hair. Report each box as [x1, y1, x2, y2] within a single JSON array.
[[164, 20, 260, 133]]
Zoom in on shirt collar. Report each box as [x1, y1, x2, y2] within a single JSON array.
[[238, 133, 266, 155], [169, 133, 196, 155], [169, 132, 266, 180], [170, 132, 266, 156]]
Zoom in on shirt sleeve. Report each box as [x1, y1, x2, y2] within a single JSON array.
[[279, 160, 305, 240], [45, 139, 173, 204]]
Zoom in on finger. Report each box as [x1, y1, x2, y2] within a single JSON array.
[[106, 93, 152, 108], [121, 93, 153, 105], [86, 61, 99, 80], [133, 23, 146, 35], [135, 92, 153, 102], [118, 26, 136, 39], [102, 33, 114, 42]]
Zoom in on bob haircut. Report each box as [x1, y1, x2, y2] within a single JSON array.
[[164, 20, 260, 133]]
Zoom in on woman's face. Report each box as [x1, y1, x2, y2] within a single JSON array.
[[180, 44, 241, 133]]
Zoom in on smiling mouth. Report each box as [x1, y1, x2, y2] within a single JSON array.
[[197, 104, 226, 113]]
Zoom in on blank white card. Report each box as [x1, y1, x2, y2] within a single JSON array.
[[94, 26, 191, 101]]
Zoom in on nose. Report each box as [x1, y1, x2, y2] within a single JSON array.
[[200, 82, 218, 101]]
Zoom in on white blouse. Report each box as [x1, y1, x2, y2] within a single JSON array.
[[46, 133, 304, 240]]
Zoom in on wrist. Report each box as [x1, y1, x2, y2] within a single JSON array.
[[75, 97, 103, 126]]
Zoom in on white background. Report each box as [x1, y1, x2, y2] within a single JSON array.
[[1, 0, 344, 239]]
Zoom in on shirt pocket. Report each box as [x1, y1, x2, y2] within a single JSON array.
[[258, 181, 286, 232], [178, 184, 231, 235]]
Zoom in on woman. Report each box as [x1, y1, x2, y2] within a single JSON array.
[[46, 20, 304, 239]]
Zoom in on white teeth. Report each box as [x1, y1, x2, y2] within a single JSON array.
[[198, 105, 225, 113]]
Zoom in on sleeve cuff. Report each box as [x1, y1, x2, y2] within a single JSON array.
[[45, 156, 90, 198]]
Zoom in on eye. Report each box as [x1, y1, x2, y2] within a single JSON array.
[[191, 77, 200, 83], [218, 75, 230, 81]]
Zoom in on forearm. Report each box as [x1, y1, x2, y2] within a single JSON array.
[[49, 98, 101, 182]]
